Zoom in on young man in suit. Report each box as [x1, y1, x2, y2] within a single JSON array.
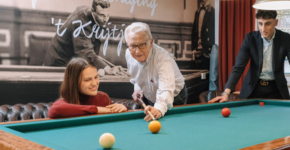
[[209, 10, 290, 103]]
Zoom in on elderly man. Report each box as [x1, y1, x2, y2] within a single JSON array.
[[209, 10, 290, 103], [44, 0, 110, 69], [125, 22, 188, 122]]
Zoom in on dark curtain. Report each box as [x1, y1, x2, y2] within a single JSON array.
[[219, 0, 256, 91]]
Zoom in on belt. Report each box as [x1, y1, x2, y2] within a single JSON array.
[[259, 79, 275, 86]]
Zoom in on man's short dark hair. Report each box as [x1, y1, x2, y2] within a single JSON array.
[[92, 0, 110, 11], [256, 10, 277, 19]]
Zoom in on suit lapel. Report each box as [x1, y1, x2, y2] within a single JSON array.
[[202, 5, 212, 31], [272, 30, 281, 72], [257, 33, 263, 72]]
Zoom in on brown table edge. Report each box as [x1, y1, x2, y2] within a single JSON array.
[[1, 100, 290, 150], [0, 130, 54, 150]]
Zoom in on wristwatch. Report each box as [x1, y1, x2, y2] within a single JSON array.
[[221, 92, 229, 101]]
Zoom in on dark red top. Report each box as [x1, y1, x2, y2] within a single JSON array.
[[48, 91, 112, 118]]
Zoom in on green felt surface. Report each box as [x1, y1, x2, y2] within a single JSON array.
[[1, 100, 290, 150]]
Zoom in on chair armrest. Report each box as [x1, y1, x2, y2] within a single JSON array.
[[111, 98, 142, 110]]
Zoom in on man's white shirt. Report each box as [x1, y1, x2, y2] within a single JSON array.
[[126, 43, 185, 116]]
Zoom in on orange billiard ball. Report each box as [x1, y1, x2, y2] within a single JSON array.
[[148, 120, 161, 133], [221, 107, 231, 117], [260, 102, 264, 106]]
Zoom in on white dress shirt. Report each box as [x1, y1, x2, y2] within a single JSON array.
[[259, 30, 276, 80], [126, 43, 185, 116], [198, 1, 210, 39]]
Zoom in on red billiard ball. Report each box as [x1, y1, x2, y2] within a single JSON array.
[[260, 102, 264, 106], [221, 108, 231, 117]]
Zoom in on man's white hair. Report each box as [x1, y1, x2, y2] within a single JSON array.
[[124, 22, 153, 42]]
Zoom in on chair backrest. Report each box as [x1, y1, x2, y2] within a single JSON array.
[[199, 90, 239, 103], [0, 99, 141, 122]]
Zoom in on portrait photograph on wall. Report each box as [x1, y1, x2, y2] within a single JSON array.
[[0, 0, 216, 105]]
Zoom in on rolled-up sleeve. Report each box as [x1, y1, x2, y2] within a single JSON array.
[[154, 59, 175, 116]]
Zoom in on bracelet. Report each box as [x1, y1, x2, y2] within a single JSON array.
[[221, 92, 229, 101], [221, 92, 229, 96]]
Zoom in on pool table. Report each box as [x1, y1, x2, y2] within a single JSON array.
[[1, 99, 290, 150]]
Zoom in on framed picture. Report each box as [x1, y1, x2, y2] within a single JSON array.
[[276, 10, 290, 34], [157, 40, 181, 59], [182, 41, 193, 60]]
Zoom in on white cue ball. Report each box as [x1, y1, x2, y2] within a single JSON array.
[[99, 133, 115, 149], [98, 69, 105, 77]]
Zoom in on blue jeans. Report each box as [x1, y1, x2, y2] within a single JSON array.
[[143, 85, 188, 106], [209, 44, 219, 91]]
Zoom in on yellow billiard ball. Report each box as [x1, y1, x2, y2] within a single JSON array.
[[99, 133, 115, 149], [148, 120, 161, 133]]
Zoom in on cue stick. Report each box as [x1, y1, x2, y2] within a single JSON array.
[[97, 56, 131, 77], [137, 97, 156, 120]]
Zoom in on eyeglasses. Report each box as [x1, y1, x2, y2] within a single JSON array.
[[128, 39, 150, 51]]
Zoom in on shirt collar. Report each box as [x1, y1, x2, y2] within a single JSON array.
[[91, 11, 100, 27]]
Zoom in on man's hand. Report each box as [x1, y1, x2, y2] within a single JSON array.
[[144, 106, 162, 122], [208, 95, 229, 103], [106, 103, 127, 113], [104, 66, 113, 75], [112, 66, 122, 75], [192, 50, 202, 61], [132, 90, 143, 102]]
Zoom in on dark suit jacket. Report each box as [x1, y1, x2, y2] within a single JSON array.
[[225, 29, 290, 99], [191, 4, 215, 57]]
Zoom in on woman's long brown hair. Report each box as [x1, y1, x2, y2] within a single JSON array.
[[60, 58, 95, 105]]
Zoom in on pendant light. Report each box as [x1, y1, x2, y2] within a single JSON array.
[[253, 0, 290, 10]]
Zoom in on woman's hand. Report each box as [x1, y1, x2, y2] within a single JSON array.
[[97, 107, 113, 114], [106, 103, 127, 113]]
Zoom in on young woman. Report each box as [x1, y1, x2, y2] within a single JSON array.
[[49, 58, 127, 118]]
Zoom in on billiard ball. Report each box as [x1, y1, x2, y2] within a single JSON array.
[[221, 108, 231, 117], [260, 102, 264, 106], [98, 69, 105, 77], [148, 120, 161, 133], [99, 133, 115, 149]]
